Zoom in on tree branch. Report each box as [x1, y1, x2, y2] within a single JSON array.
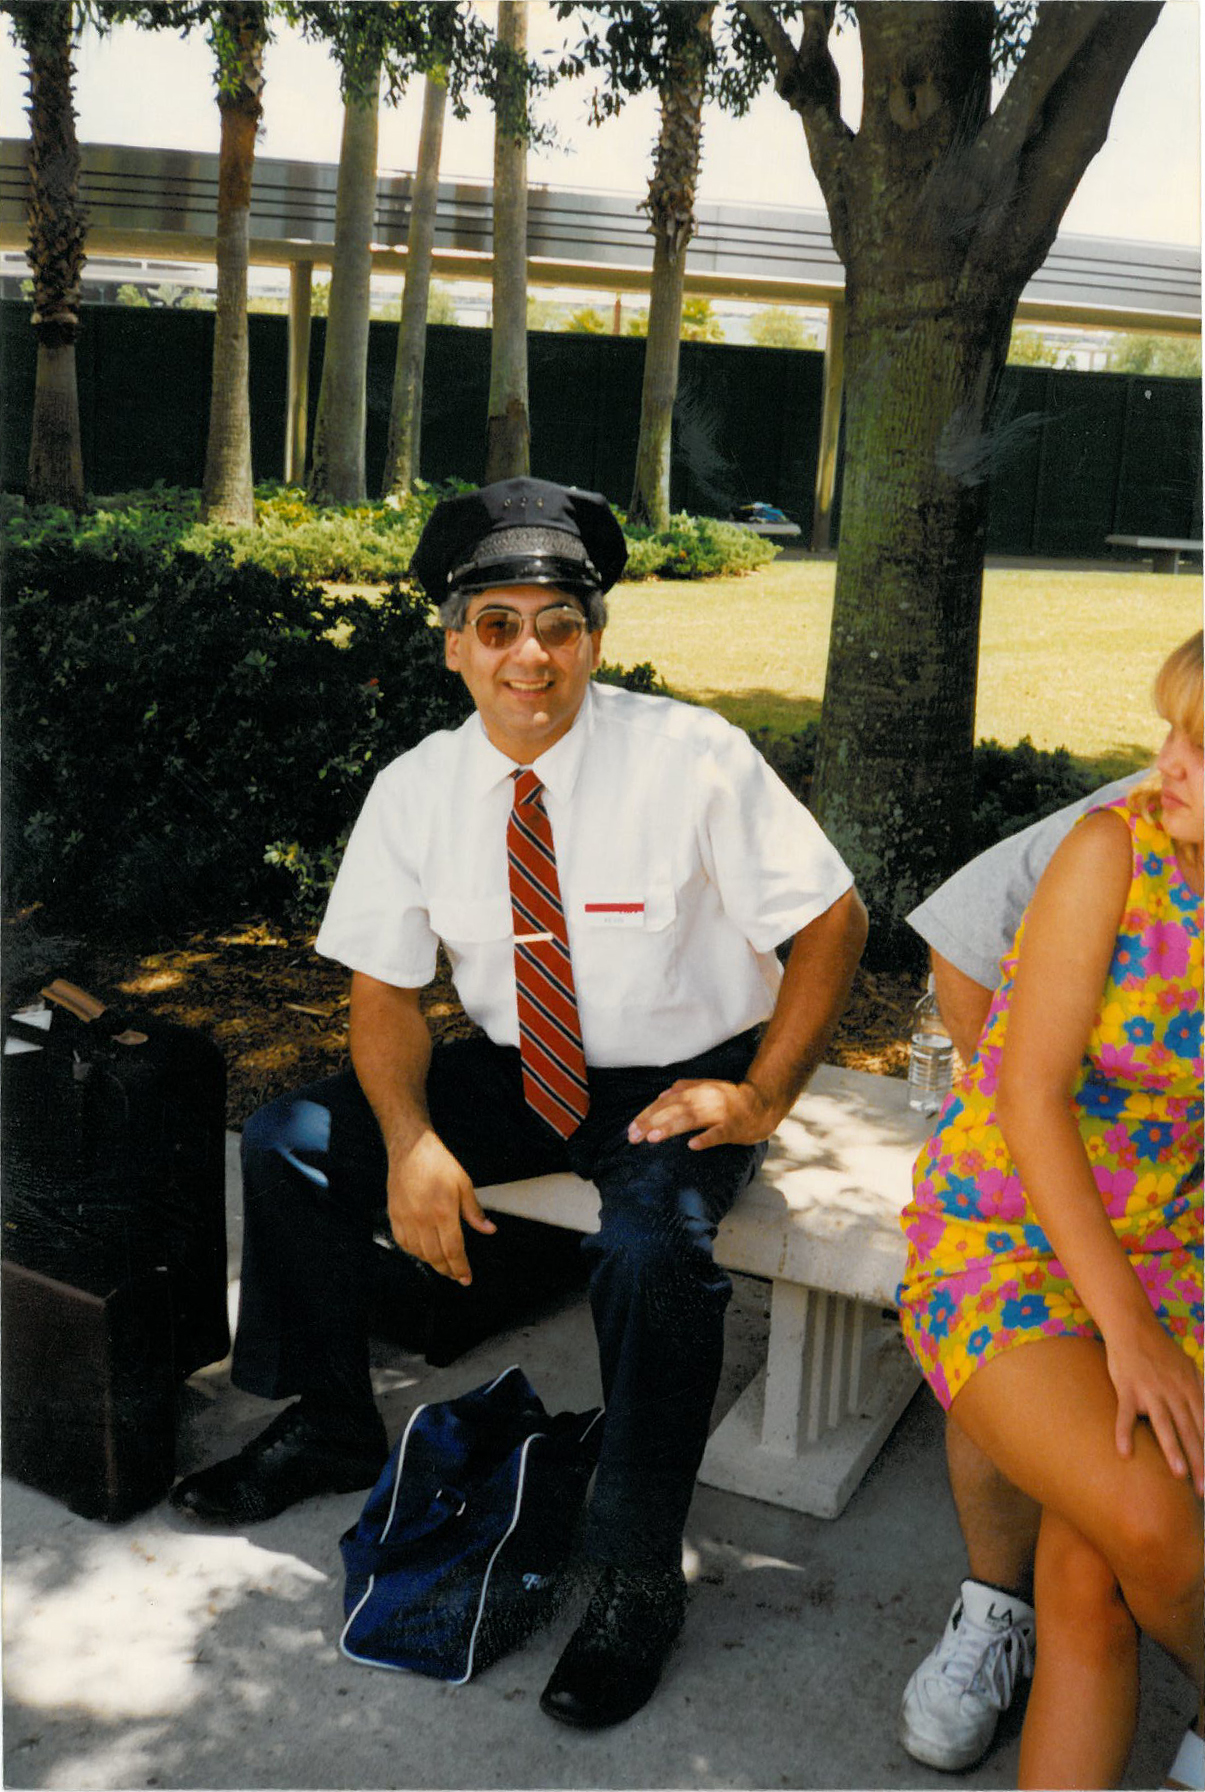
[[737, 0, 853, 249], [977, 1, 1142, 172], [970, 2, 1162, 282]]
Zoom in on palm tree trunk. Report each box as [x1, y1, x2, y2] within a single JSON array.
[[201, 2, 266, 527], [382, 69, 447, 498], [17, 0, 86, 509], [484, 0, 529, 483], [308, 61, 381, 506], [628, 4, 714, 529]]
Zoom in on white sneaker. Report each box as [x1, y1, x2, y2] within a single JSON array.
[[1166, 1727, 1205, 1790], [899, 1578, 1036, 1772]]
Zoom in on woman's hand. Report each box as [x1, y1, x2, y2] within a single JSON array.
[[1105, 1307, 1205, 1496]]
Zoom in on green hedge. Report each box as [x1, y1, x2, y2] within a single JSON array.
[[3, 534, 472, 929], [2, 532, 674, 931], [1, 483, 779, 587], [620, 514, 779, 580], [752, 722, 1110, 866]]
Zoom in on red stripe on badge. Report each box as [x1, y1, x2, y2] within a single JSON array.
[[584, 902, 645, 913]]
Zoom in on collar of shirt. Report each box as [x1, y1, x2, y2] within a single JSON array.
[[461, 682, 595, 808]]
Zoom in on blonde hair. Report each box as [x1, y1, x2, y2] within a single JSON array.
[[1136, 632, 1204, 860], [1154, 629, 1203, 746]]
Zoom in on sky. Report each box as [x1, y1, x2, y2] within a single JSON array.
[[0, 0, 1200, 249]]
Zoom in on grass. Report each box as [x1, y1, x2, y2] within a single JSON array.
[[603, 558, 1202, 765]]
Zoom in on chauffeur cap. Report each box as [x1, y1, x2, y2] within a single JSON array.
[[410, 476, 628, 607]]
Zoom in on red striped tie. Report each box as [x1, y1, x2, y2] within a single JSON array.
[[507, 769, 589, 1136]]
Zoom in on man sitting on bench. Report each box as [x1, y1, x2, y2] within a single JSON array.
[[171, 476, 867, 1731]]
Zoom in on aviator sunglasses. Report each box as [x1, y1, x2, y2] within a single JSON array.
[[469, 603, 588, 650]]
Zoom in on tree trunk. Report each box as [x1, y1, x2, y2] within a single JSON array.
[[738, 0, 1161, 961], [383, 69, 447, 498], [18, 0, 86, 509], [628, 4, 714, 529], [201, 3, 265, 527], [308, 63, 381, 506], [812, 286, 1016, 958], [484, 0, 529, 483]]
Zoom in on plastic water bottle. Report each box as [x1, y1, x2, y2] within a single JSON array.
[[908, 974, 954, 1115]]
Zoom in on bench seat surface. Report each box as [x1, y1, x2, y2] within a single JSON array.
[[477, 1063, 936, 1518]]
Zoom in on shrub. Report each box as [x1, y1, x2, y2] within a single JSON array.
[[595, 659, 671, 695], [2, 535, 471, 929], [183, 481, 447, 583], [747, 721, 819, 799], [620, 513, 780, 580], [964, 736, 1104, 858], [744, 721, 1107, 861], [3, 486, 780, 586], [1, 482, 451, 587]]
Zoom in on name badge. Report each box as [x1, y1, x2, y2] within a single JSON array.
[[584, 901, 645, 929]]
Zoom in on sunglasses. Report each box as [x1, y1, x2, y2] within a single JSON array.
[[469, 604, 588, 650]]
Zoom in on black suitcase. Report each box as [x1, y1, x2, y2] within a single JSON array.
[[2, 981, 229, 1518], [2, 979, 230, 1377]]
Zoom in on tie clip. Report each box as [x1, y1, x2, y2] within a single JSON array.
[[514, 930, 555, 944]]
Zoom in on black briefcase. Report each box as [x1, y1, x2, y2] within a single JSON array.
[[1, 1256, 177, 1521], [2, 981, 229, 1519]]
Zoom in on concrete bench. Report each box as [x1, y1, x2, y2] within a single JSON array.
[[477, 1063, 934, 1520], [1106, 533, 1203, 573]]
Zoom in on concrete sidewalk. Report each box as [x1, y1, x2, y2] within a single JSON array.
[[2, 1144, 1190, 1791]]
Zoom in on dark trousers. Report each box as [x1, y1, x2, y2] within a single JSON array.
[[232, 1031, 763, 1570]]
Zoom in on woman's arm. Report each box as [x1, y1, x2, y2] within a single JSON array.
[[996, 811, 1204, 1493]]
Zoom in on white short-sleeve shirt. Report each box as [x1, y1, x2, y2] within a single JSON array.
[[316, 682, 854, 1068]]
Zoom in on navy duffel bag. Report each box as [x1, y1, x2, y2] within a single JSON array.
[[339, 1365, 603, 1683]]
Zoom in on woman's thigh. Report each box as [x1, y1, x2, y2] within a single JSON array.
[[951, 1336, 1203, 1571]]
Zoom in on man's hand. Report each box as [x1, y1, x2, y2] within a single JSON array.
[[627, 1077, 780, 1150], [386, 1126, 496, 1285], [626, 888, 868, 1155]]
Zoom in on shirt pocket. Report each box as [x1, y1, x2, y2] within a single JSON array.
[[573, 882, 679, 1007], [427, 894, 513, 954]]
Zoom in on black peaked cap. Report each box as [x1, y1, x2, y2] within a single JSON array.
[[410, 477, 627, 606]]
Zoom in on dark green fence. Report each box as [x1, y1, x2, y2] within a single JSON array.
[[2, 300, 1199, 556]]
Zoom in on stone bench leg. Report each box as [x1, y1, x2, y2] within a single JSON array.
[[698, 1280, 921, 1519]]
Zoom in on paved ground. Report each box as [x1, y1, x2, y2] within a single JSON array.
[[2, 1143, 1192, 1792]]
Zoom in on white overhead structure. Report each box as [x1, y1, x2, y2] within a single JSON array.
[[3, 139, 1199, 534]]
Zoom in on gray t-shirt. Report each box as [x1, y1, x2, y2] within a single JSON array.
[[906, 774, 1145, 990]]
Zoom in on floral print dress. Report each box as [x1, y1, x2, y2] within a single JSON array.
[[898, 791, 1203, 1410]]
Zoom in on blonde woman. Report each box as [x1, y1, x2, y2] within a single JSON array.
[[898, 633, 1203, 1789]]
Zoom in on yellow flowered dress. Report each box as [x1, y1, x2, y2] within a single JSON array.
[[898, 791, 1203, 1409]]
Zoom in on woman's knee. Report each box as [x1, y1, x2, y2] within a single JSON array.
[[1108, 1473, 1204, 1612], [1037, 1512, 1133, 1649]]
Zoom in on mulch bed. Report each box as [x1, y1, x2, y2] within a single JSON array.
[[3, 910, 917, 1128]]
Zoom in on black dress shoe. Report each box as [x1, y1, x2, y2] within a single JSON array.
[[169, 1403, 388, 1525], [539, 1565, 688, 1729]]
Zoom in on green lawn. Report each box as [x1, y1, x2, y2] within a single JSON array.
[[603, 559, 1201, 766]]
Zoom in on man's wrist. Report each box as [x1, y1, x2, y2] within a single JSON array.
[[382, 1109, 434, 1161], [740, 1076, 788, 1132]]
